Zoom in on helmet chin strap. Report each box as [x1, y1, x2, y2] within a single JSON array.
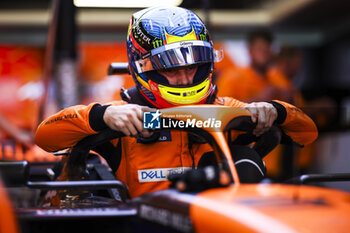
[[120, 87, 158, 108]]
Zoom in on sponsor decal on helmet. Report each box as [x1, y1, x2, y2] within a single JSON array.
[[179, 41, 194, 47], [134, 23, 152, 45], [199, 34, 207, 41], [152, 39, 164, 49]]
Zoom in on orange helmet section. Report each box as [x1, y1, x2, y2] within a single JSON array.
[[0, 180, 19, 233], [190, 184, 350, 233]]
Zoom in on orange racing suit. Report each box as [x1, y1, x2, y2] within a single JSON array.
[[35, 97, 317, 198]]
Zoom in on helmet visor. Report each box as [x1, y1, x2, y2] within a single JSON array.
[[135, 40, 223, 73]]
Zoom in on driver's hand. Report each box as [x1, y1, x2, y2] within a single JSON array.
[[243, 102, 278, 137], [103, 104, 153, 137]]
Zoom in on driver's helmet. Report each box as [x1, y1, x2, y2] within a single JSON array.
[[126, 6, 223, 108]]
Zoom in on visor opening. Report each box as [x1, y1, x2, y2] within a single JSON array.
[[197, 86, 205, 93], [167, 91, 181, 96], [145, 63, 211, 87]]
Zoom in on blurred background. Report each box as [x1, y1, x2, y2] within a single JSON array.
[[0, 0, 350, 191]]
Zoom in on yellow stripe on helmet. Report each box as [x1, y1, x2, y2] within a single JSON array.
[[157, 78, 211, 105], [135, 72, 151, 90], [165, 27, 197, 44]]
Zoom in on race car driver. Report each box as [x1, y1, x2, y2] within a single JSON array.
[[35, 6, 318, 198]]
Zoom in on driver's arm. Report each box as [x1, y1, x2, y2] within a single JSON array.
[[269, 100, 318, 146], [35, 102, 109, 152], [35, 101, 147, 152], [218, 97, 318, 146]]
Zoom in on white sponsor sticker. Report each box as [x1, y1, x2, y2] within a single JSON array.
[[138, 167, 191, 183]]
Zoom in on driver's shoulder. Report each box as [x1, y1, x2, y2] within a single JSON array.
[[214, 97, 247, 108]]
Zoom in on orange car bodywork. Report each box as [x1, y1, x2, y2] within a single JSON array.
[[190, 184, 350, 233], [0, 180, 18, 233]]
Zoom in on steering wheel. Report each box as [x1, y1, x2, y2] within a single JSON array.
[[223, 115, 282, 158]]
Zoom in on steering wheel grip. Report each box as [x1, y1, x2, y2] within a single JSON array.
[[223, 116, 257, 132], [65, 129, 125, 179], [71, 129, 125, 156], [223, 116, 282, 158]]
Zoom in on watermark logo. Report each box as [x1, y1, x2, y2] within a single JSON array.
[[162, 117, 221, 129], [143, 110, 161, 129], [143, 108, 224, 130]]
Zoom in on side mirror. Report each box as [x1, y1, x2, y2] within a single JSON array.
[[108, 62, 129, 75]]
